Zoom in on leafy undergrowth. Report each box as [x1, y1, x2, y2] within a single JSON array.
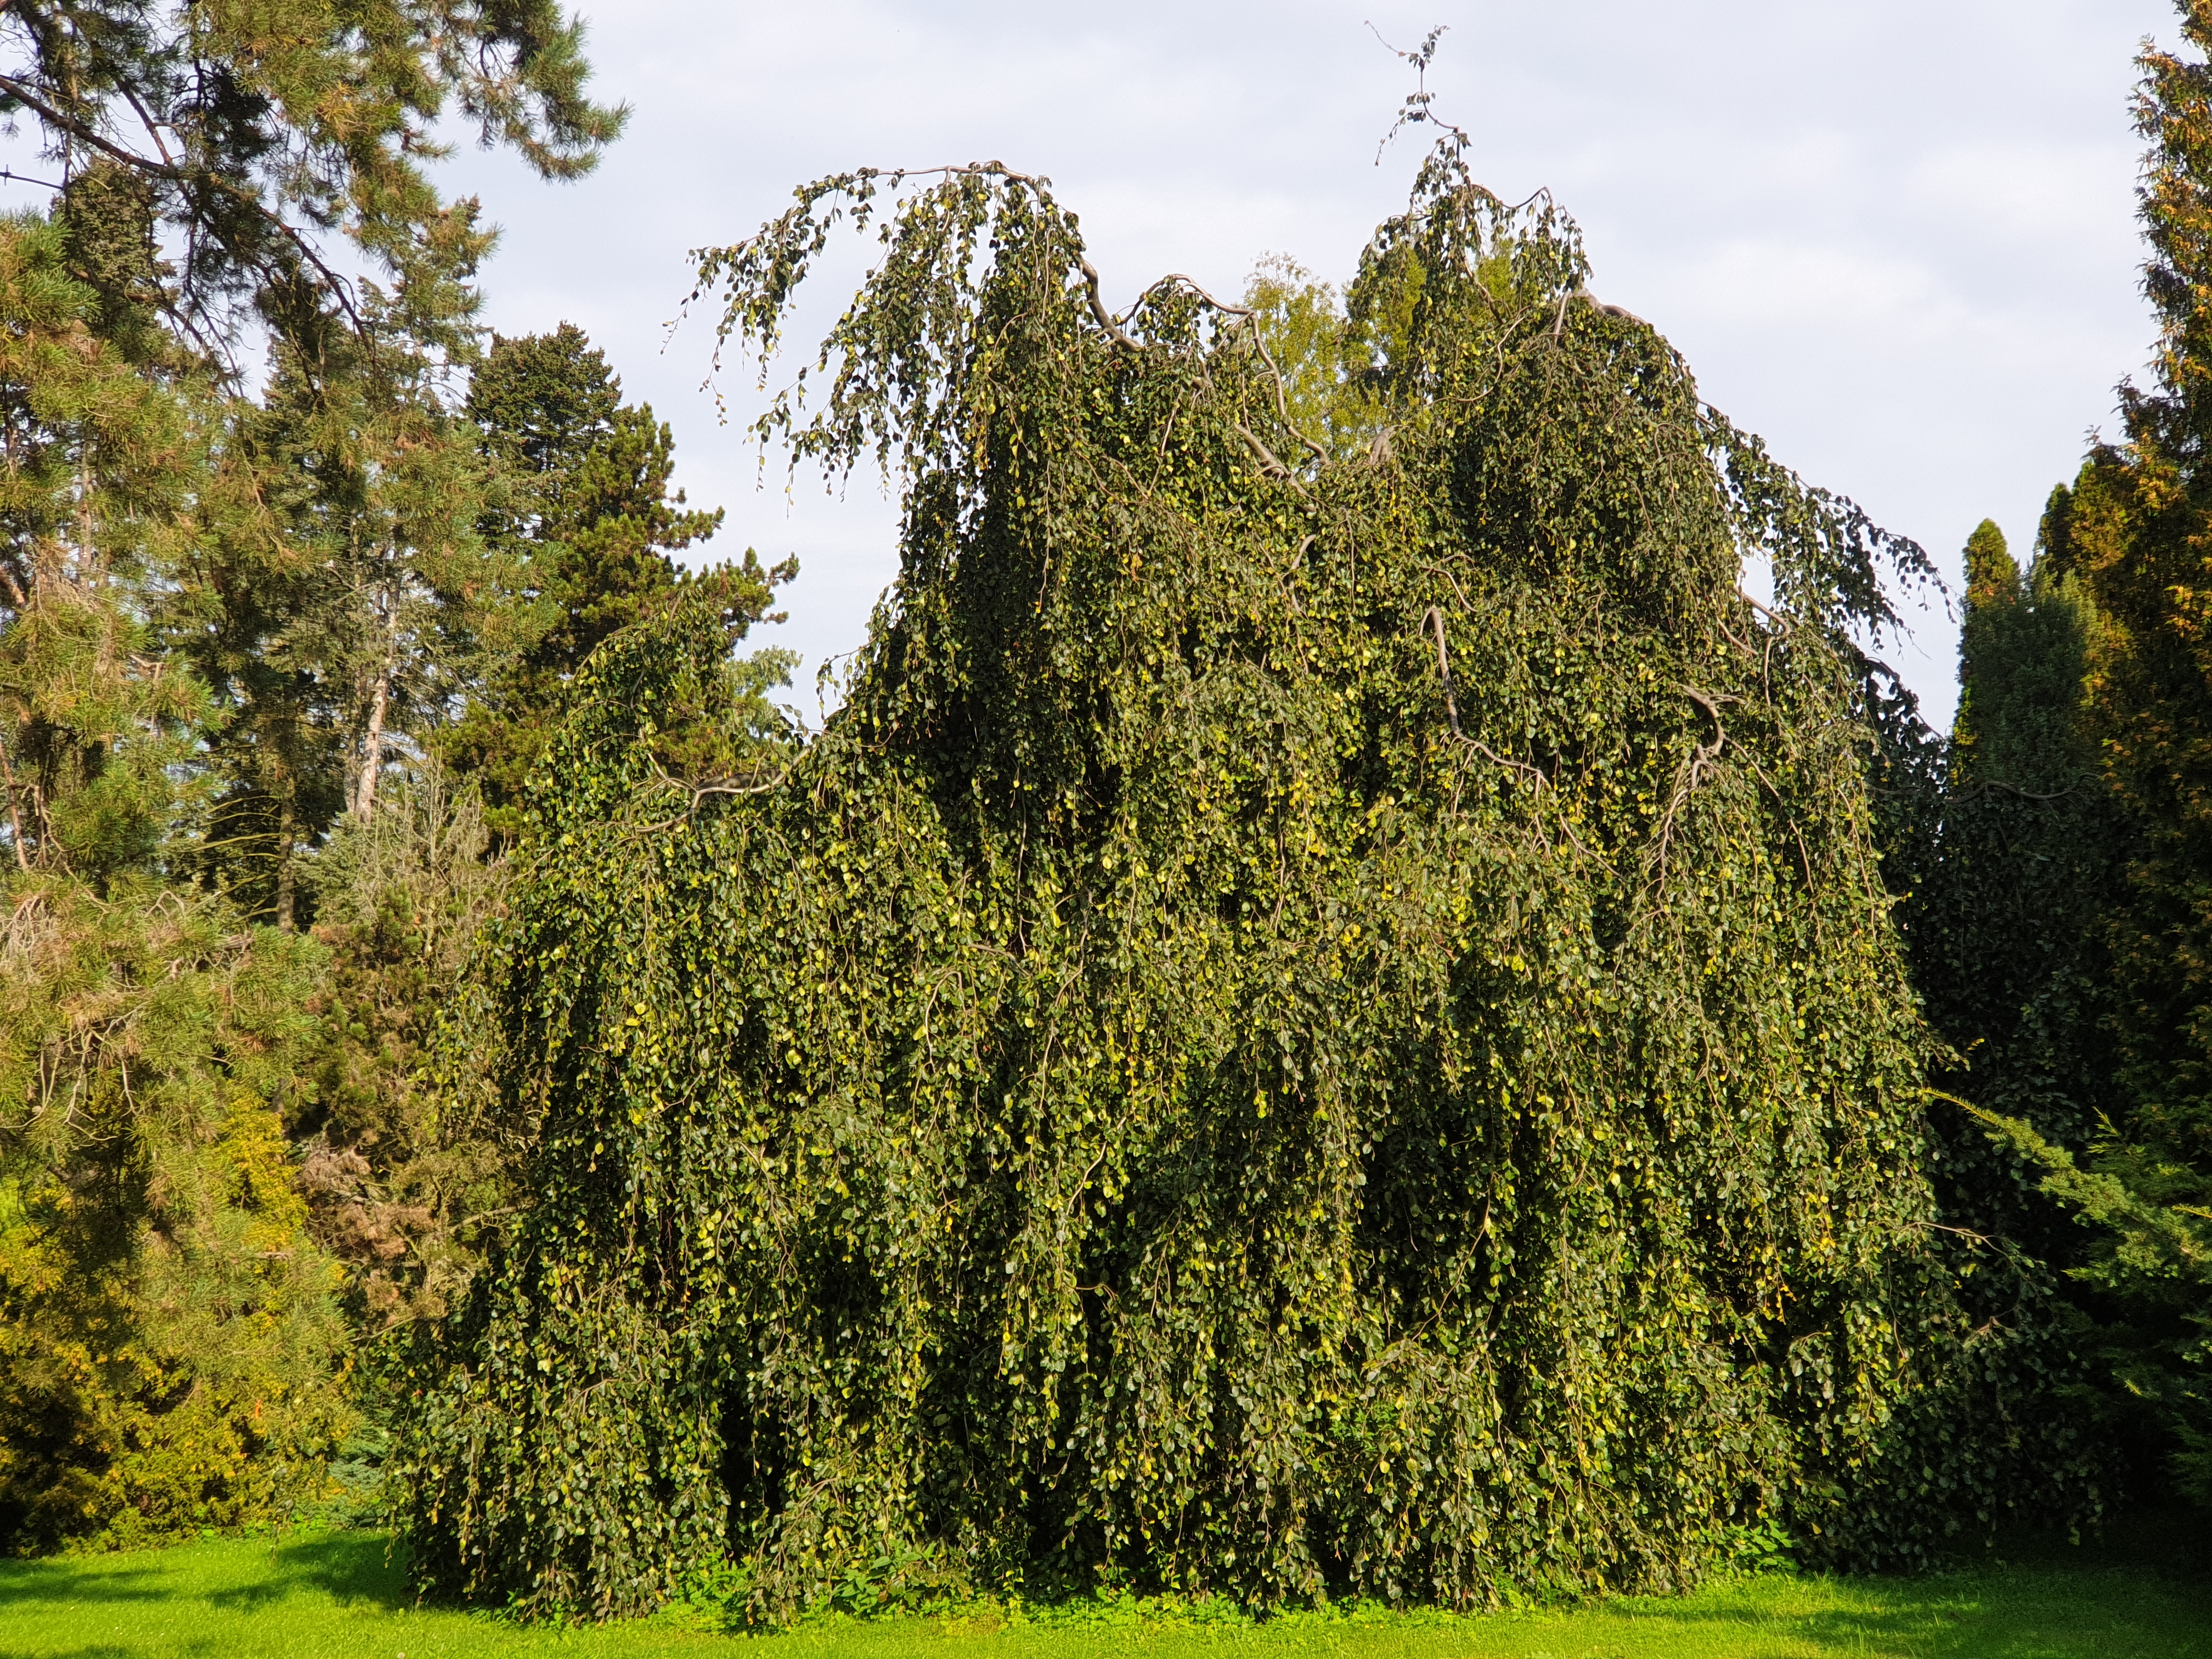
[[0, 1530, 2207, 1658]]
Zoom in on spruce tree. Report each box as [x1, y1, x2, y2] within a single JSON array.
[[438, 324, 791, 839]]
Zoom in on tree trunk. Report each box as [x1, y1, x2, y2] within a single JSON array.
[[354, 591, 399, 819], [0, 728, 31, 872], [275, 787, 297, 933], [356, 670, 390, 819]]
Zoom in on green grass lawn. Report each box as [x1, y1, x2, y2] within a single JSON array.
[[1, 1531, 2205, 1659]]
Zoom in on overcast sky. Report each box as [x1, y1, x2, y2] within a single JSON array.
[[438, 0, 2177, 731]]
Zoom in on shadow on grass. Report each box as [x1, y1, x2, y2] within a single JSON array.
[[208, 1531, 414, 1613], [0, 1530, 413, 1617], [1616, 1563, 2212, 1658], [0, 1555, 169, 1610]]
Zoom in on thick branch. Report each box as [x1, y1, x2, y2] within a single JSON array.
[[1425, 606, 1463, 738], [1233, 421, 1310, 497], [0, 71, 369, 342]]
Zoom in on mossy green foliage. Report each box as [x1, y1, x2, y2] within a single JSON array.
[[397, 150, 2057, 1618]]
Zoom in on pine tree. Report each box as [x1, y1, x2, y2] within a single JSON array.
[[173, 297, 507, 929], [0, 212, 348, 1551], [1, 0, 630, 1549], [0, 0, 623, 356], [439, 323, 793, 840]]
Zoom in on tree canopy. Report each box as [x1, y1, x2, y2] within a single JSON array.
[[392, 147, 2070, 1621]]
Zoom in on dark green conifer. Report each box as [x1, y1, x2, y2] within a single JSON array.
[[1955, 0, 2212, 1507], [1899, 516, 2122, 1515], [440, 324, 791, 840]]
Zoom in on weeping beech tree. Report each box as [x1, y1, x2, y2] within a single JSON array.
[[396, 147, 2068, 1617]]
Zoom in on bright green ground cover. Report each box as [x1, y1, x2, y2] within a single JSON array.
[[1, 1532, 2204, 1659]]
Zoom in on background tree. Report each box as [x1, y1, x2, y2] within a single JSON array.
[[0, 212, 348, 1552], [0, 0, 630, 1552], [1909, 517, 2124, 1249], [1957, 0, 2212, 1509], [294, 767, 515, 1333], [438, 323, 791, 840], [173, 295, 506, 930]]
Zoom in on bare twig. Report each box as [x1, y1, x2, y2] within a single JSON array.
[[116, 80, 178, 170], [1737, 589, 1789, 629], [1573, 289, 1649, 328], [1369, 24, 1469, 161], [0, 729, 31, 872], [1470, 739, 1548, 786], [1647, 686, 1735, 881], [1077, 252, 1136, 348], [1948, 778, 2082, 805], [1680, 685, 1732, 786], [1223, 300, 1329, 462]]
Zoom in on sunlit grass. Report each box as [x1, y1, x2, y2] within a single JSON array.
[[1, 1531, 2206, 1658]]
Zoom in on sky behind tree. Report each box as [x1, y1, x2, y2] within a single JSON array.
[[299, 2, 2194, 725]]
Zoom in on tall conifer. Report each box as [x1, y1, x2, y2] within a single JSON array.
[[1967, 0, 2212, 1504], [438, 324, 793, 840], [0, 214, 348, 1551]]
